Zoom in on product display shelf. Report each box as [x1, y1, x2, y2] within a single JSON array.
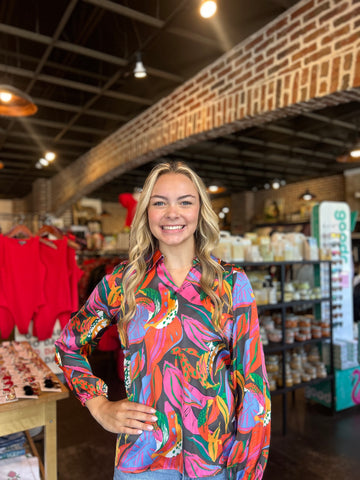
[[269, 374, 334, 396], [242, 260, 334, 435], [263, 337, 331, 354]]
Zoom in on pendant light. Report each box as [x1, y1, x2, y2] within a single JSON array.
[[299, 189, 316, 201], [0, 84, 37, 117], [133, 53, 147, 79], [200, 0, 217, 18], [350, 142, 360, 159]]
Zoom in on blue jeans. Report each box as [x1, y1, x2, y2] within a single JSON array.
[[113, 469, 227, 480]]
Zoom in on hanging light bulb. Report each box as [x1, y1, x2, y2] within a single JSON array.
[[0, 91, 12, 103], [271, 179, 280, 189], [134, 52, 147, 78], [200, 0, 217, 18], [350, 143, 360, 158], [39, 158, 49, 167], [0, 84, 37, 117], [45, 151, 56, 162]]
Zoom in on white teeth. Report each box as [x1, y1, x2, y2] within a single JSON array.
[[162, 225, 184, 230]]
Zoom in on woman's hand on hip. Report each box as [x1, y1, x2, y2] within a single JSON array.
[[85, 396, 158, 434]]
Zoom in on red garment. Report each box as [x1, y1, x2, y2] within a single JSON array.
[[118, 192, 138, 227], [33, 238, 72, 340], [67, 246, 84, 317], [0, 235, 14, 339], [0, 236, 46, 336]]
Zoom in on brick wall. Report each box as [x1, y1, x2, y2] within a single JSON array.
[[344, 168, 360, 212], [48, 0, 360, 215], [231, 174, 345, 234]]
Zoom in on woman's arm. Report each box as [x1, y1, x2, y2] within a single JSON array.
[[55, 264, 157, 433], [227, 268, 271, 480], [55, 266, 123, 404]]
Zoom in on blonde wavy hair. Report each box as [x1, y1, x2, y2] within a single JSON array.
[[118, 161, 224, 345]]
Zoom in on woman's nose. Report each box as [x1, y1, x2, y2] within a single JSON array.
[[165, 204, 179, 217]]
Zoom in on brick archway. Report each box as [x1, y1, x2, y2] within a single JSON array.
[[51, 0, 360, 215]]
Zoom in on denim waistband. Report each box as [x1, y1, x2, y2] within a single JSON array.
[[113, 468, 227, 480]]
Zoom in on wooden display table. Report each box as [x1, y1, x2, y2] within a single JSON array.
[[0, 343, 69, 480]]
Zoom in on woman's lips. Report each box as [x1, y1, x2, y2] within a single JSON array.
[[161, 225, 185, 230]]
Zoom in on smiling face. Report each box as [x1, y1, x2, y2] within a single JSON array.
[[147, 172, 200, 254]]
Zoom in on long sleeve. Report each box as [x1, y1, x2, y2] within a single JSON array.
[[227, 269, 271, 479], [54, 263, 125, 405]]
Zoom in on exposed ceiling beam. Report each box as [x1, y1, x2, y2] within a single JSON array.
[[222, 135, 335, 160], [3, 142, 85, 157], [83, 0, 222, 50], [173, 148, 341, 175], [302, 111, 359, 132], [26, 118, 108, 136], [0, 23, 184, 83], [264, 124, 348, 148], [0, 64, 153, 106], [4, 130, 93, 148], [26, 0, 79, 93], [33, 98, 129, 122]]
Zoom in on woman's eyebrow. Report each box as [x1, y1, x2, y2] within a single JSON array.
[[150, 194, 196, 200]]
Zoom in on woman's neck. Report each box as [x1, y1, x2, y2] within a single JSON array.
[[160, 245, 195, 271]]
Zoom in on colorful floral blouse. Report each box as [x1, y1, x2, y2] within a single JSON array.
[[55, 250, 271, 479]]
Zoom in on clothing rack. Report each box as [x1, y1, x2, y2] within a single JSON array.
[[0, 213, 67, 235]]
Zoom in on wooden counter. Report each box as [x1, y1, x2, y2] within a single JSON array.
[[0, 343, 69, 479]]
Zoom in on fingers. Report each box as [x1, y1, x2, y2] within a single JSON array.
[[93, 398, 158, 434], [117, 400, 158, 433]]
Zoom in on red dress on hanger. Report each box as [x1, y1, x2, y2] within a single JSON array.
[[33, 238, 72, 340], [0, 236, 46, 337]]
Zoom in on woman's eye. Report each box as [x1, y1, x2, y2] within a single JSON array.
[[153, 201, 165, 206], [180, 200, 192, 206]]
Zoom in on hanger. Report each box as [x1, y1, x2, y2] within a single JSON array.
[[37, 224, 63, 238], [37, 224, 80, 250], [6, 224, 33, 239], [6, 224, 57, 250]]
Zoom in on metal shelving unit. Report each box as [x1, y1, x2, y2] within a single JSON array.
[[243, 260, 334, 435]]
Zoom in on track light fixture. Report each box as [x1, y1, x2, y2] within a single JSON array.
[[134, 52, 147, 78], [0, 84, 37, 117], [35, 151, 56, 170]]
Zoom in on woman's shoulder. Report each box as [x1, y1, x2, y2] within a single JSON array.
[[211, 257, 249, 285], [218, 259, 246, 275], [108, 258, 129, 276]]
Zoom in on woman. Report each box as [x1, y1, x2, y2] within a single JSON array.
[[55, 161, 271, 480]]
